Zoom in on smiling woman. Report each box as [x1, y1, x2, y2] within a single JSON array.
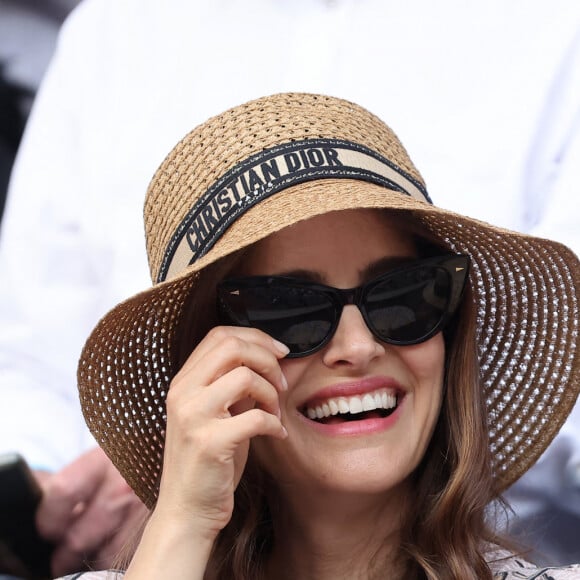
[[213, 210, 448, 502], [58, 93, 580, 579]]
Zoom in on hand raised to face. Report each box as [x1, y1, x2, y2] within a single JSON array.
[[156, 326, 289, 538]]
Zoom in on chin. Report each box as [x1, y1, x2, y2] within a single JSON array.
[[256, 442, 421, 498]]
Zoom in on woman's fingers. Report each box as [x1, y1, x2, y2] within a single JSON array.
[[175, 326, 289, 393], [165, 405, 286, 472], [225, 408, 288, 443], [165, 326, 289, 458], [198, 325, 289, 360], [203, 365, 283, 418]]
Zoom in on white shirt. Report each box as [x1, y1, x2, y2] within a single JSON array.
[[0, 0, 578, 535]]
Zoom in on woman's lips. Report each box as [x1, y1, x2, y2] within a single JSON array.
[[297, 377, 406, 435], [300, 376, 404, 407]]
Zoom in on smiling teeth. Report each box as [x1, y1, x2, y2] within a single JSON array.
[[305, 389, 397, 420]]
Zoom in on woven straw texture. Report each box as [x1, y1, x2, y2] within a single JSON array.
[[77, 93, 580, 508]]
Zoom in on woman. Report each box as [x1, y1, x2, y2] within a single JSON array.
[[62, 93, 580, 579]]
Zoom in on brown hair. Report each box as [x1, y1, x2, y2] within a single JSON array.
[[398, 281, 505, 579], [119, 209, 513, 578]]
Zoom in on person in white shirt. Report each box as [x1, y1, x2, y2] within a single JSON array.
[[0, 0, 578, 575]]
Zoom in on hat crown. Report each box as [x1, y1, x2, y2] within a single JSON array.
[[143, 93, 425, 283]]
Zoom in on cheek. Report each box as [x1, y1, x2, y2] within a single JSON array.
[[401, 333, 445, 380], [399, 334, 446, 460], [279, 356, 310, 390], [399, 333, 446, 414]]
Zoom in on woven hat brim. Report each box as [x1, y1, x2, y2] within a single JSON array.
[[78, 179, 580, 508]]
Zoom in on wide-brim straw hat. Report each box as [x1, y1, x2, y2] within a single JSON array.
[[78, 93, 579, 509]]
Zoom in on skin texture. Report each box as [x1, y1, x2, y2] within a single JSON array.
[[35, 447, 147, 576], [125, 209, 446, 580]]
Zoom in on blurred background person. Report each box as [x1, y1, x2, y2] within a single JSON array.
[[0, 0, 80, 221], [0, 0, 579, 576]]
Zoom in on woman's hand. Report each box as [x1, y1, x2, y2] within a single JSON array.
[[125, 326, 289, 580]]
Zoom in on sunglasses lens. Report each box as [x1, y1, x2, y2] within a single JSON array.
[[366, 266, 451, 344], [221, 285, 335, 354]]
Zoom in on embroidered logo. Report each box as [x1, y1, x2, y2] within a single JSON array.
[[158, 139, 431, 282]]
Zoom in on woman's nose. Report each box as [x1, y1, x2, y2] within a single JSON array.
[[321, 304, 386, 369]]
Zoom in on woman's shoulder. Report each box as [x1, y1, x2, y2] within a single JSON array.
[[488, 550, 580, 579], [56, 571, 125, 580]]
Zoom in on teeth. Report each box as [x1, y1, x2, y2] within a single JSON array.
[[349, 397, 363, 414], [362, 393, 376, 412], [304, 389, 398, 420], [329, 399, 339, 415]]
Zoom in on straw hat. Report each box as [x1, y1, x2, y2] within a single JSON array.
[[78, 93, 580, 509]]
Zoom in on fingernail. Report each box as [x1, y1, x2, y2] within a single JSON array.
[[281, 426, 288, 438], [272, 339, 290, 356], [280, 372, 288, 391]]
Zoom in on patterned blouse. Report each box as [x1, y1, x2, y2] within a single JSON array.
[[57, 554, 580, 579]]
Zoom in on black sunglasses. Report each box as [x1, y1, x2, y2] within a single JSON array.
[[217, 254, 470, 358]]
